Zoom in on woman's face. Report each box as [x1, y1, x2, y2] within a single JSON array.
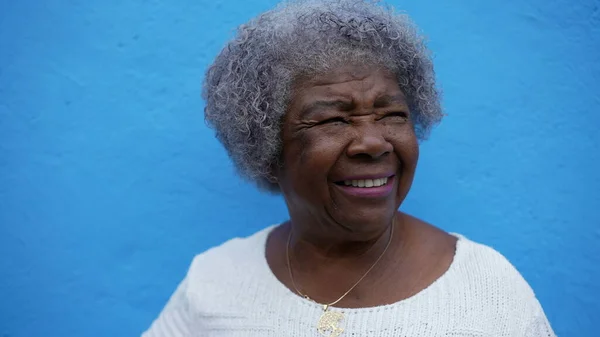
[[277, 65, 419, 239]]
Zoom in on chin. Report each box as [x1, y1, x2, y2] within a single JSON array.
[[328, 186, 402, 235], [332, 210, 396, 238]]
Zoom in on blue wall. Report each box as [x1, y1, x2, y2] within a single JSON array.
[[1, 0, 598, 336]]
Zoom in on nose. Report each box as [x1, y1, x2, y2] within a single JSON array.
[[346, 124, 393, 159]]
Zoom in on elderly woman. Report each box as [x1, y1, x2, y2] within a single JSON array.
[[143, 0, 555, 336]]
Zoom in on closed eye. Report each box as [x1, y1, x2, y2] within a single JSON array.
[[384, 112, 408, 119], [318, 117, 348, 125]]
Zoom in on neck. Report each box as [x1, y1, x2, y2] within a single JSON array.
[[287, 212, 402, 267]]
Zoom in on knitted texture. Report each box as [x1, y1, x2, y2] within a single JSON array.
[[142, 226, 556, 337]]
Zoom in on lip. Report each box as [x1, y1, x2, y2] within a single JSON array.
[[334, 175, 395, 198]]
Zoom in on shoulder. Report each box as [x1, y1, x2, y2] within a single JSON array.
[[186, 226, 273, 284], [141, 226, 276, 336], [451, 235, 537, 299], [180, 225, 275, 305], [447, 234, 552, 332], [453, 235, 535, 297]]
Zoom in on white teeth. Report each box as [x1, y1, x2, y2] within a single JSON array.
[[342, 177, 389, 188]]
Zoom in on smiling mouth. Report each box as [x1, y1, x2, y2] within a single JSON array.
[[334, 175, 394, 188]]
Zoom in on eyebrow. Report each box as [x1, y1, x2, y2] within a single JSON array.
[[299, 99, 355, 118], [299, 93, 408, 118], [373, 94, 408, 108]]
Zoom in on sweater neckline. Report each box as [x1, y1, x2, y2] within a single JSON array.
[[253, 224, 465, 313]]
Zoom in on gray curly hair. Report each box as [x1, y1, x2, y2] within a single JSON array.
[[203, 0, 442, 193]]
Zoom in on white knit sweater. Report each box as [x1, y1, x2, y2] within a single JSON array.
[[142, 226, 555, 337]]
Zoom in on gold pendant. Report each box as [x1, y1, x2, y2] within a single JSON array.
[[316, 305, 344, 337]]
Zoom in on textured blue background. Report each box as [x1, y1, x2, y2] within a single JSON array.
[[1, 0, 598, 336]]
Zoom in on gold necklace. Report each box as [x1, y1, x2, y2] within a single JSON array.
[[286, 222, 394, 337]]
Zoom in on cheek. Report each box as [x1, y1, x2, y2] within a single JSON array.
[[390, 129, 419, 168], [404, 134, 419, 161], [284, 131, 345, 180], [283, 132, 312, 169], [279, 132, 344, 206]]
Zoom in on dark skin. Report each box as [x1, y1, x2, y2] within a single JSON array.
[[265, 65, 457, 308]]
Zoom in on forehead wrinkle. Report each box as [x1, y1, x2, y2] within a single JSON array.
[[295, 67, 403, 114], [348, 80, 397, 109]]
